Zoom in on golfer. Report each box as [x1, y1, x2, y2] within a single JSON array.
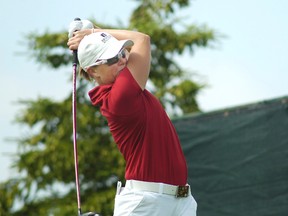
[[67, 26, 197, 216]]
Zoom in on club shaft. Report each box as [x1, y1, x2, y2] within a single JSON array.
[[72, 63, 82, 212]]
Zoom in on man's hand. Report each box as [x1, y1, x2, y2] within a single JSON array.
[[67, 29, 92, 50]]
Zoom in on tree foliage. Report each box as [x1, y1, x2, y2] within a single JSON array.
[[0, 0, 219, 215]]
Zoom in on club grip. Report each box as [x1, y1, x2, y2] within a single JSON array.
[[72, 18, 81, 65], [73, 50, 78, 65]]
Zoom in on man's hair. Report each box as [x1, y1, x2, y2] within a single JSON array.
[[79, 67, 92, 81]]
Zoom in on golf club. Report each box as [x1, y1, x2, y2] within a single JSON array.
[[71, 17, 101, 216]]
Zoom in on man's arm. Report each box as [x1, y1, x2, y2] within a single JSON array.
[[67, 28, 151, 90]]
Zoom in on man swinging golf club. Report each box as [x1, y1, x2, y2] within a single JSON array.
[[68, 18, 197, 216]]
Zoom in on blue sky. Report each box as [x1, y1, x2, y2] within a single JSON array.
[[1, 0, 287, 181]]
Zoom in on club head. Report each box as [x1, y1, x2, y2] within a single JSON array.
[[81, 212, 101, 216]]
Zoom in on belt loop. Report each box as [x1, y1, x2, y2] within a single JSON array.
[[116, 181, 122, 195], [159, 183, 164, 194], [125, 180, 131, 189]]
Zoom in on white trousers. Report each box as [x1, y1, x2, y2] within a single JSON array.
[[113, 182, 197, 216]]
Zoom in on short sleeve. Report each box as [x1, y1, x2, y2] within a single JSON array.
[[105, 67, 143, 116]]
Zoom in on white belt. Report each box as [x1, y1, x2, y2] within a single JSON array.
[[125, 180, 190, 198]]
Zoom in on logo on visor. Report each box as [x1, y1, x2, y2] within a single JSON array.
[[100, 33, 111, 43]]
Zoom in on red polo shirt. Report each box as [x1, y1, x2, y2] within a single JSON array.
[[88, 67, 187, 185]]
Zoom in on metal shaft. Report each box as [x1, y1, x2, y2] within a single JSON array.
[[72, 62, 82, 216]]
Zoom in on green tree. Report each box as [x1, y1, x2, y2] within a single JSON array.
[[0, 0, 219, 215]]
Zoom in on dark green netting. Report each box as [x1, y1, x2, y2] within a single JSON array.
[[173, 96, 288, 216]]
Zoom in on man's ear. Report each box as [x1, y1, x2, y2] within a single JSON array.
[[87, 67, 98, 78], [86, 67, 92, 75]]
